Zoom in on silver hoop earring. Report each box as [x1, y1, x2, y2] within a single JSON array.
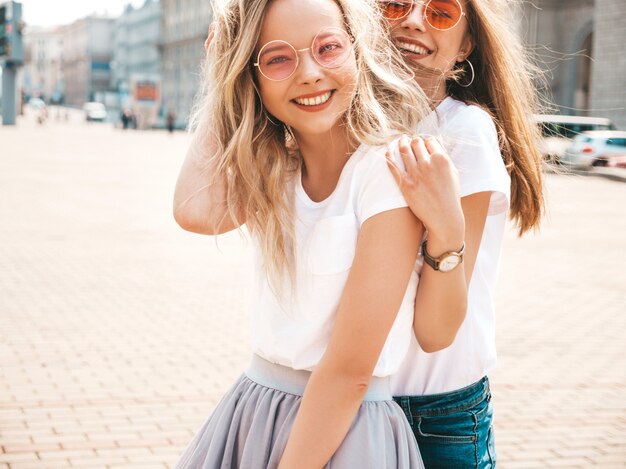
[[458, 58, 475, 88]]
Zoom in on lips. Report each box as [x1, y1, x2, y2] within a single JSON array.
[[292, 90, 334, 107], [393, 37, 433, 56], [290, 89, 336, 113]]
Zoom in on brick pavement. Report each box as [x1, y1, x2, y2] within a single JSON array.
[[1, 111, 625, 468]]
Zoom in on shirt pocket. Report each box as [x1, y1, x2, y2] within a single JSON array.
[[307, 213, 359, 275]]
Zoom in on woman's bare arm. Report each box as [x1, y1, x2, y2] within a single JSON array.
[[413, 191, 490, 351], [277, 207, 422, 469], [173, 24, 243, 235], [173, 129, 244, 235], [387, 136, 471, 352]]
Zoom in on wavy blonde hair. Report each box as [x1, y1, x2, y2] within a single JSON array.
[[445, 0, 545, 235], [190, 0, 430, 288]]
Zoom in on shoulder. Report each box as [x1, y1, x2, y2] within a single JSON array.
[[439, 99, 498, 144], [432, 99, 501, 163], [435, 99, 510, 211], [351, 143, 390, 174], [349, 143, 408, 226], [349, 142, 398, 188]]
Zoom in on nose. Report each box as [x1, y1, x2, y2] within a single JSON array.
[[295, 49, 324, 85], [399, 1, 427, 32]]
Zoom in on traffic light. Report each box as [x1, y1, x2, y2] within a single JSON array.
[[0, 5, 8, 58], [0, 1, 23, 63]]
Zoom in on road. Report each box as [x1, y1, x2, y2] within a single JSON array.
[[1, 111, 625, 468]]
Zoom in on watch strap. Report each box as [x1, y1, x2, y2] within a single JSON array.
[[421, 240, 465, 271]]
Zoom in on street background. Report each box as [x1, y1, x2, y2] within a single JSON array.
[[1, 110, 625, 468]]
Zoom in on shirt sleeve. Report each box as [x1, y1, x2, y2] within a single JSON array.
[[356, 146, 408, 226], [444, 106, 511, 215]]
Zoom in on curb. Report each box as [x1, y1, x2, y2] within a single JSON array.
[[544, 165, 626, 183]]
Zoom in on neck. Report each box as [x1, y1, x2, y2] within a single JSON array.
[[293, 123, 358, 202], [416, 75, 447, 104]]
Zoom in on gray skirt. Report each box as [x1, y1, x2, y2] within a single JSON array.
[[175, 355, 424, 468]]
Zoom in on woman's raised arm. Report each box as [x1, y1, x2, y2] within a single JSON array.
[[173, 24, 244, 235], [173, 129, 244, 235]]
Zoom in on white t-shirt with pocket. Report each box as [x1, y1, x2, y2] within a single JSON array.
[[250, 143, 420, 377], [391, 97, 511, 395]]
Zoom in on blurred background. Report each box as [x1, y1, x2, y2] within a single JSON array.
[[0, 0, 624, 127], [1, 1, 625, 469], [2, 0, 625, 168]]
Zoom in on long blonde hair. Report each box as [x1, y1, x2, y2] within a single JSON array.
[[447, 0, 545, 235], [190, 0, 430, 287]]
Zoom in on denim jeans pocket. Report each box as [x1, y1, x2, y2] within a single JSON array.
[[415, 396, 490, 444]]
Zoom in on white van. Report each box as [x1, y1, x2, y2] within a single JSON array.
[[533, 115, 616, 162]]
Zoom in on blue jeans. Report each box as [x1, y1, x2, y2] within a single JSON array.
[[393, 377, 496, 468]]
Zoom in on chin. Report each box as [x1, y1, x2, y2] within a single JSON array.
[[291, 123, 336, 139], [287, 112, 346, 138]]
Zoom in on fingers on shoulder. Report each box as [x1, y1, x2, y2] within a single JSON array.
[[396, 136, 419, 175], [407, 137, 428, 165], [422, 136, 454, 168]]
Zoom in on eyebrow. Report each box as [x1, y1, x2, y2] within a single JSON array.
[[315, 31, 338, 41], [259, 42, 291, 58]]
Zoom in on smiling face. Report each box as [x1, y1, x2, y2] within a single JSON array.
[[386, 0, 473, 95], [255, 0, 358, 139]]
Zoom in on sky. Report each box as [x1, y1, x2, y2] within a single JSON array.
[[16, 0, 150, 28]]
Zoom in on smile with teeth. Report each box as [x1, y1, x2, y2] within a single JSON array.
[[293, 91, 333, 106], [396, 41, 432, 55]]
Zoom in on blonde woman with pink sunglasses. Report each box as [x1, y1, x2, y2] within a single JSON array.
[[172, 0, 473, 466]]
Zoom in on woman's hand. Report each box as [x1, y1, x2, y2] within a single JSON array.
[[386, 135, 465, 248]]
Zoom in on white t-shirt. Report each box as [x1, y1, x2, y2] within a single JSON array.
[[250, 143, 420, 377], [390, 97, 511, 395]]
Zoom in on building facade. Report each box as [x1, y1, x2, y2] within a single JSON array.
[[21, 26, 64, 102], [113, 0, 161, 126], [589, 0, 626, 130], [160, 0, 212, 127], [61, 16, 114, 107], [521, 0, 626, 129]]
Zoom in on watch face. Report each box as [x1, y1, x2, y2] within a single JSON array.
[[439, 255, 460, 273]]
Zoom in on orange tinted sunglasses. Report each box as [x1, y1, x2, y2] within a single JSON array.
[[379, 0, 466, 31]]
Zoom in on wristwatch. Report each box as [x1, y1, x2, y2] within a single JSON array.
[[421, 240, 465, 273]]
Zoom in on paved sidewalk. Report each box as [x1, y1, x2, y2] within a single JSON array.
[[1, 114, 625, 468]]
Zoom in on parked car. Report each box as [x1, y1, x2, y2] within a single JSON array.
[[83, 102, 107, 122], [562, 131, 626, 169], [534, 115, 616, 162], [27, 97, 46, 110], [607, 156, 626, 169]]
